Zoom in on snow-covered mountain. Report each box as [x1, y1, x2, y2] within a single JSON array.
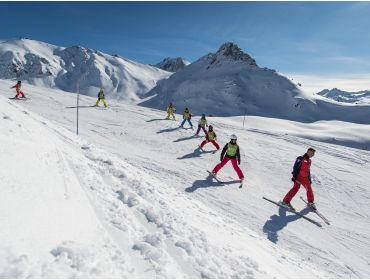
[[1, 80, 370, 277], [154, 57, 190, 72], [142, 42, 370, 124], [317, 88, 370, 105], [0, 38, 171, 102]]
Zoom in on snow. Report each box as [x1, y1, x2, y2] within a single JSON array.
[[142, 43, 370, 124], [1, 79, 370, 277], [0, 38, 171, 102]]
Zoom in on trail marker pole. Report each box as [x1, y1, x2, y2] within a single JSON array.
[[243, 109, 246, 129], [77, 83, 80, 136]]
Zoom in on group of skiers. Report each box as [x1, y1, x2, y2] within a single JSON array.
[[168, 104, 246, 186], [8, 81, 317, 211], [166, 102, 317, 210]]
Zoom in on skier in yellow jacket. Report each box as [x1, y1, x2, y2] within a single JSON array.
[[95, 88, 107, 107], [166, 102, 176, 120]]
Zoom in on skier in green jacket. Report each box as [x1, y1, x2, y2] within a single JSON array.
[[166, 102, 176, 120], [95, 88, 107, 107], [195, 114, 208, 135]]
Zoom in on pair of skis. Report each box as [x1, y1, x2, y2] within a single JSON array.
[[263, 196, 330, 226], [207, 170, 243, 189], [9, 97, 30, 100], [299, 196, 330, 225]]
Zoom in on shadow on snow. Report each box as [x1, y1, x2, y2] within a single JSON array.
[[173, 135, 200, 142], [65, 105, 96, 109], [146, 118, 172, 122], [177, 147, 213, 159], [186, 175, 241, 193], [157, 127, 181, 134], [263, 207, 312, 243]]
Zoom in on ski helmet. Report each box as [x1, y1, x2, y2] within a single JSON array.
[[18, 80, 21, 84], [202, 114, 205, 118], [230, 134, 237, 140], [209, 125, 213, 130]]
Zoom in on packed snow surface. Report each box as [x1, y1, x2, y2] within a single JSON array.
[[1, 80, 370, 278]]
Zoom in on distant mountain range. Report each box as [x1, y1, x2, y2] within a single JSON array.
[[317, 88, 370, 105], [1, 38, 369, 124], [0, 38, 171, 103]]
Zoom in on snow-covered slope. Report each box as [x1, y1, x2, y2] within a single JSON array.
[[154, 57, 190, 72], [142, 42, 370, 124], [317, 88, 370, 105], [1, 80, 370, 277], [0, 38, 171, 102]]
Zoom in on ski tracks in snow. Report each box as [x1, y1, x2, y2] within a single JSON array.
[[67, 142, 265, 278]]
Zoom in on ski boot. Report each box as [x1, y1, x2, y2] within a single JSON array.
[[307, 202, 317, 211], [280, 201, 295, 211], [239, 178, 244, 189]]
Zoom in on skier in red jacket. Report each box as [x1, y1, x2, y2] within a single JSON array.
[[199, 125, 220, 151], [281, 148, 316, 210], [11, 81, 26, 98]]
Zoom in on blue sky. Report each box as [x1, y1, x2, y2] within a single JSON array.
[[0, 1, 369, 91]]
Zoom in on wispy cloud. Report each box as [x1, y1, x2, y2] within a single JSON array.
[[328, 56, 368, 65]]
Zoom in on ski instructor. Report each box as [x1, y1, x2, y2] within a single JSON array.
[[281, 148, 316, 210]]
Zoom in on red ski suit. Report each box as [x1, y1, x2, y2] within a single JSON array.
[[283, 154, 314, 203], [212, 142, 244, 180], [12, 83, 25, 98], [200, 131, 220, 150]]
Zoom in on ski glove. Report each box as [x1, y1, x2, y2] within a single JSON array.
[[291, 177, 296, 182]]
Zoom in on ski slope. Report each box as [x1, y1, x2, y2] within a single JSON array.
[[1, 80, 370, 278]]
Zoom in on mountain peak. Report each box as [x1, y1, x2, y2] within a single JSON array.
[[215, 42, 257, 66], [154, 57, 190, 72]]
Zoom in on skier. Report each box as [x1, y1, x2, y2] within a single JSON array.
[[11, 81, 26, 99], [211, 134, 244, 182], [166, 102, 176, 120], [95, 87, 107, 107], [195, 114, 208, 135], [281, 148, 316, 211], [199, 125, 220, 151], [180, 107, 193, 129]]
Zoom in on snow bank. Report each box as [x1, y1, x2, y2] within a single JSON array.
[[0, 97, 134, 277]]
